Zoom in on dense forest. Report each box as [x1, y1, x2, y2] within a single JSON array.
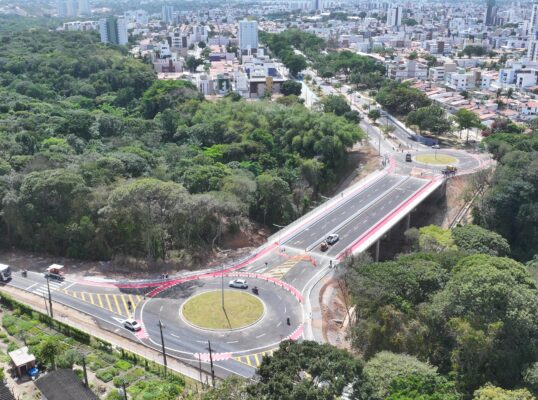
[[0, 23, 364, 262], [203, 225, 538, 400]]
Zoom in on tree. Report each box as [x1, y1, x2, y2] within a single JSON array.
[[198, 40, 206, 48], [321, 95, 351, 116], [248, 341, 365, 400], [426, 254, 538, 393], [281, 80, 302, 96], [418, 225, 456, 252], [368, 109, 381, 123], [451, 224, 510, 256], [407, 105, 451, 137], [364, 352, 442, 400], [185, 56, 204, 73], [202, 376, 249, 400], [386, 374, 461, 400], [284, 54, 308, 76], [473, 384, 534, 400], [376, 82, 431, 116], [140, 79, 202, 118], [453, 109, 481, 141], [38, 337, 62, 369]]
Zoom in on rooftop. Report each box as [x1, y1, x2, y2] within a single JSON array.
[[8, 347, 35, 367], [35, 369, 98, 400]]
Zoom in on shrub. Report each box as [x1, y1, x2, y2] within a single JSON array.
[[114, 360, 132, 371], [96, 367, 119, 383]]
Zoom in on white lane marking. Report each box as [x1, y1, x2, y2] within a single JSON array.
[[159, 305, 164, 312], [256, 333, 266, 338], [227, 340, 239, 344], [171, 333, 181, 339], [25, 283, 39, 291], [63, 282, 76, 290], [277, 321, 282, 327]]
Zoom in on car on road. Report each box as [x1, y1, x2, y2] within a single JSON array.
[[431, 144, 440, 149], [326, 233, 339, 245], [320, 241, 329, 251], [405, 153, 412, 162], [124, 318, 142, 332], [229, 279, 248, 289]]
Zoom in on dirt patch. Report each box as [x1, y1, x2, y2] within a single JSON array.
[[330, 145, 380, 195], [318, 277, 353, 350], [0, 226, 269, 281]]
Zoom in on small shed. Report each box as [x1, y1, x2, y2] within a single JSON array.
[[8, 347, 36, 378]]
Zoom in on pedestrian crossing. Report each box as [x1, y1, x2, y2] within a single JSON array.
[[32, 279, 68, 297], [265, 255, 316, 279], [62, 290, 144, 317], [233, 349, 275, 368]]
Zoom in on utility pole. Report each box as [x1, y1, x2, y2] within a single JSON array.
[[158, 320, 167, 376], [208, 340, 215, 387], [221, 263, 224, 309], [46, 276, 54, 318]]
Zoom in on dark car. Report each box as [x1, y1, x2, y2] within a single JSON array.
[[405, 153, 412, 162]]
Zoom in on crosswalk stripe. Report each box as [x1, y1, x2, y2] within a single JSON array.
[[121, 295, 129, 316], [97, 293, 104, 308], [128, 295, 136, 310], [88, 293, 94, 305], [113, 295, 122, 315], [245, 356, 252, 367], [253, 354, 259, 365], [136, 295, 141, 302], [72, 291, 78, 299], [81, 292, 86, 302], [105, 294, 113, 312]]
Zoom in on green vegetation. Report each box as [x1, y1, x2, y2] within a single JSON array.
[[475, 131, 538, 261], [415, 154, 458, 165], [182, 290, 264, 330], [406, 105, 451, 137], [376, 81, 431, 116], [0, 26, 364, 262], [340, 224, 538, 397]]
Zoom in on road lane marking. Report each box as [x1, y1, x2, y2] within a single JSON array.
[[113, 295, 122, 315], [63, 282, 76, 290], [88, 293, 94, 305], [81, 292, 86, 302], [256, 333, 266, 338], [121, 295, 130, 315], [97, 293, 104, 308], [105, 294, 113, 312], [253, 354, 259, 365], [25, 283, 38, 291]]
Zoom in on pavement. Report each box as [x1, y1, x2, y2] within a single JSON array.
[[0, 69, 495, 381]]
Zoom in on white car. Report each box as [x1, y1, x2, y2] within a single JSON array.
[[431, 144, 440, 149], [326, 233, 340, 245], [229, 279, 248, 289], [124, 318, 142, 332]]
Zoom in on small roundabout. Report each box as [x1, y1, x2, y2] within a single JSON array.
[[181, 290, 265, 330], [139, 275, 304, 367], [414, 153, 458, 165]]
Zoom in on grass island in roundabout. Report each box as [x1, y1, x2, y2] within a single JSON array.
[[181, 290, 265, 330], [414, 153, 458, 165]]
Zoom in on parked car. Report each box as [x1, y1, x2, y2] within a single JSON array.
[[326, 233, 339, 245], [124, 318, 142, 332], [229, 279, 248, 289]]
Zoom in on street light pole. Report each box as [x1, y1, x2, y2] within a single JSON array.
[[158, 320, 167, 376], [221, 263, 224, 310], [208, 340, 216, 387], [46, 275, 54, 318]]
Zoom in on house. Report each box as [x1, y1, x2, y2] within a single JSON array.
[[8, 347, 35, 378]]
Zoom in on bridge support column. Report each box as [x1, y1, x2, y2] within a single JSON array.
[[405, 213, 411, 230], [375, 240, 380, 262]]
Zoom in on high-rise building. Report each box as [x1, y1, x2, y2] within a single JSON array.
[[530, 4, 538, 34], [239, 20, 258, 55], [99, 16, 128, 45], [312, 0, 322, 11], [57, 0, 67, 17], [387, 6, 403, 27], [485, 0, 497, 26], [528, 31, 538, 61], [78, 0, 90, 16], [162, 5, 174, 24]]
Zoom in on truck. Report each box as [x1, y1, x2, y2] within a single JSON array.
[[0, 264, 11, 282], [44, 264, 65, 281]]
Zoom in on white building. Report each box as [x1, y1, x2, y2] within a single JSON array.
[[99, 16, 128, 46], [530, 4, 538, 35], [62, 20, 99, 31], [239, 20, 259, 55], [387, 6, 403, 27], [387, 59, 428, 81]]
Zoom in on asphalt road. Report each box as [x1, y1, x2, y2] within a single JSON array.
[[283, 174, 406, 251]]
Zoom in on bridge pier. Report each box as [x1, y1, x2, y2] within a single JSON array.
[[405, 213, 411, 231], [375, 240, 380, 262]]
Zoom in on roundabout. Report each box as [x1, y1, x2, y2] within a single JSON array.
[[181, 290, 265, 330], [414, 153, 458, 165]]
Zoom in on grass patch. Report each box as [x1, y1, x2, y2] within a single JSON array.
[[96, 367, 119, 383], [415, 154, 458, 165], [114, 360, 132, 371], [182, 290, 264, 330]]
